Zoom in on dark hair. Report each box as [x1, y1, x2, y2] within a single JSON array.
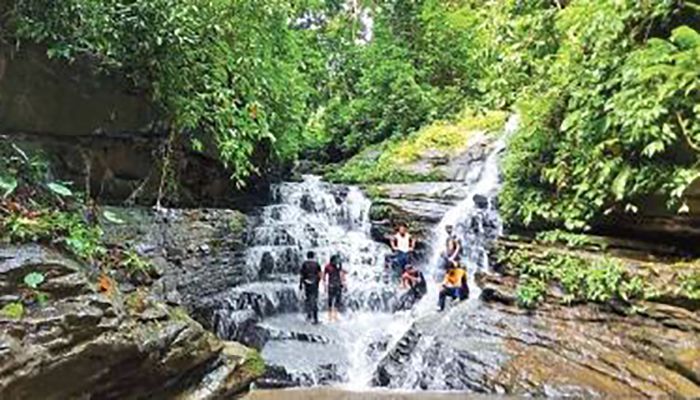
[[307, 251, 315, 259], [330, 254, 341, 266]]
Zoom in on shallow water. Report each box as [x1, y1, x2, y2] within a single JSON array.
[[243, 387, 516, 400]]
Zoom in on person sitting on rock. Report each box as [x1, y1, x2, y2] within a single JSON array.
[[445, 224, 462, 257], [437, 263, 469, 311], [401, 264, 427, 298], [391, 223, 415, 271], [439, 238, 461, 271], [299, 251, 322, 324], [324, 254, 346, 322]]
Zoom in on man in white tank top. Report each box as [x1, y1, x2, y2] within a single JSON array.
[[391, 223, 415, 271]]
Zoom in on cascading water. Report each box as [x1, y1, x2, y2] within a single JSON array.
[[375, 114, 520, 390], [203, 116, 518, 391], [413, 114, 519, 315], [203, 175, 412, 387]]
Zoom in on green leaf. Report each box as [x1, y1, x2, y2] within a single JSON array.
[[23, 272, 45, 289], [641, 140, 665, 157], [611, 167, 630, 201], [0, 302, 24, 319], [103, 210, 126, 225], [35, 291, 50, 305], [47, 182, 73, 197], [0, 175, 18, 198]]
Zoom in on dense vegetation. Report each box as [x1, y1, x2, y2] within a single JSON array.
[[4, 0, 699, 230], [0, 142, 156, 318], [499, 1, 700, 230]]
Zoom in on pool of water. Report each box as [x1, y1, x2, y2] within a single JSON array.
[[243, 387, 517, 400]]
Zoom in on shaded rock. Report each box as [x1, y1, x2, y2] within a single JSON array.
[[100, 207, 252, 309], [0, 244, 262, 399], [473, 194, 488, 209]]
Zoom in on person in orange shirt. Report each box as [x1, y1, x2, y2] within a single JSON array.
[[437, 264, 469, 311]]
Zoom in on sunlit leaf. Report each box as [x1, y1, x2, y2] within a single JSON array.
[[103, 210, 125, 224], [0, 175, 18, 198], [24, 272, 45, 289], [47, 182, 73, 197]]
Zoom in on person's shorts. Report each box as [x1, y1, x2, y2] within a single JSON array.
[[328, 286, 342, 309]]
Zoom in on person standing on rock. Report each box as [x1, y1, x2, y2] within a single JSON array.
[[445, 224, 462, 258], [391, 223, 415, 271], [324, 254, 346, 322], [299, 251, 322, 324]]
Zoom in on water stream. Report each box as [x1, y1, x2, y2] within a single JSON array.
[[206, 116, 518, 390]]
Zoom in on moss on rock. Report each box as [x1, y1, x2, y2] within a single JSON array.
[[327, 109, 507, 184]]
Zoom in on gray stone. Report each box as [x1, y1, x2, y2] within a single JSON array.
[[0, 244, 262, 399]]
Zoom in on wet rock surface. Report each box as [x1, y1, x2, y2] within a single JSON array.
[[100, 207, 252, 309], [374, 245, 700, 398], [375, 298, 700, 397], [0, 244, 262, 399]]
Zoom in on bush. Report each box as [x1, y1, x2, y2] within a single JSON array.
[[505, 249, 649, 308], [500, 2, 699, 230]]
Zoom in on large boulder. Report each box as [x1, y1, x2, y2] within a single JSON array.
[[0, 244, 262, 399], [99, 207, 252, 308]]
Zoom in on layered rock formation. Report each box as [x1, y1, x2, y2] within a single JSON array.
[[373, 237, 700, 398], [0, 244, 263, 399]]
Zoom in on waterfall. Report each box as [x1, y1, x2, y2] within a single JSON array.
[[202, 116, 519, 390], [203, 175, 411, 387], [412, 114, 519, 315], [383, 114, 520, 390]]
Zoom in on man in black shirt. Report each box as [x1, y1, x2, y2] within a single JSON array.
[[299, 251, 322, 324]]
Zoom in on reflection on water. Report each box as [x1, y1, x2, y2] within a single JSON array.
[[243, 388, 515, 400]]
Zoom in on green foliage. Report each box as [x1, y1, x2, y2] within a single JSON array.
[[9, 0, 312, 184], [120, 250, 155, 277], [679, 272, 700, 300], [536, 230, 607, 250], [243, 349, 266, 377], [102, 210, 125, 225], [0, 175, 18, 198], [505, 249, 648, 308], [2, 210, 105, 260], [46, 182, 73, 198], [315, 0, 504, 160], [23, 272, 45, 289], [0, 302, 24, 319], [516, 277, 546, 308], [500, 1, 700, 229]]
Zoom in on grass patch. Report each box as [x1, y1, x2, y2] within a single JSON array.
[[328, 109, 507, 184]]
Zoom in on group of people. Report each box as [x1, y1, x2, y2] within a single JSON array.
[[298, 223, 471, 324], [299, 252, 346, 324], [390, 223, 469, 312]]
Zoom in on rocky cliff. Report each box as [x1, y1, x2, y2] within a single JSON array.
[[0, 244, 263, 399], [0, 43, 265, 208]]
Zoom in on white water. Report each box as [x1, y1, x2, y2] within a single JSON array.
[[211, 115, 519, 390], [413, 114, 519, 316]]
